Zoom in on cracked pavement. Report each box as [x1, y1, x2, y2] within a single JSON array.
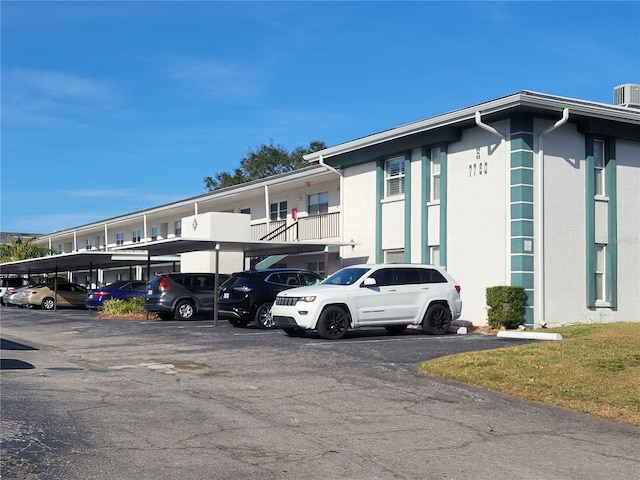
[[1, 308, 638, 479]]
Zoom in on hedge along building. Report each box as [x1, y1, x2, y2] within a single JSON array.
[[305, 87, 640, 328]]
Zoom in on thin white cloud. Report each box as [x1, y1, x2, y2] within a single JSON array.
[[2, 67, 122, 126], [67, 189, 139, 198], [166, 58, 266, 100]]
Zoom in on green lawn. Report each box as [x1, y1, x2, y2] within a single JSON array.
[[420, 322, 640, 426]]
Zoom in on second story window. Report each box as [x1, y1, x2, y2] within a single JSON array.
[[175, 220, 182, 237], [132, 230, 141, 243], [86, 239, 94, 250], [240, 208, 251, 215], [270, 201, 287, 221], [430, 147, 441, 201], [116, 233, 124, 246], [308, 192, 329, 216], [385, 156, 405, 197], [151, 226, 158, 241], [594, 139, 606, 197]]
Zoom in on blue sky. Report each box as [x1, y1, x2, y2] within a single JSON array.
[[2, 1, 639, 234]]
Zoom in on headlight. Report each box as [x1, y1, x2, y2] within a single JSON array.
[[300, 296, 317, 302]]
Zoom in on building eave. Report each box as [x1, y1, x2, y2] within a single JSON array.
[[305, 90, 640, 163]]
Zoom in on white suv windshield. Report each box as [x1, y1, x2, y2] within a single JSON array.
[[323, 267, 370, 286]]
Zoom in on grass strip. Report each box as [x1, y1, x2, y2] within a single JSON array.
[[420, 322, 640, 426]]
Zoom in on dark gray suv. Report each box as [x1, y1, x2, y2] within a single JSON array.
[[144, 272, 230, 321]]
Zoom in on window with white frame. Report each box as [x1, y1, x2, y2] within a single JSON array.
[[132, 230, 141, 243], [308, 192, 329, 216], [430, 147, 441, 201], [151, 226, 158, 241], [270, 201, 287, 221], [116, 232, 124, 245], [593, 139, 605, 197], [86, 239, 94, 250], [175, 220, 182, 237], [595, 244, 606, 302], [430, 245, 440, 265], [385, 249, 404, 263], [385, 156, 405, 197]]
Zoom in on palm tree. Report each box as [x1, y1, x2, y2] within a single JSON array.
[[0, 236, 56, 263]]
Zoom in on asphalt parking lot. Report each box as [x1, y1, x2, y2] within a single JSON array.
[[1, 307, 638, 480]]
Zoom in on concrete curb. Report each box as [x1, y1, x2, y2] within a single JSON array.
[[497, 331, 563, 341]]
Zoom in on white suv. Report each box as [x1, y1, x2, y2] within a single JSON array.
[[271, 264, 462, 340]]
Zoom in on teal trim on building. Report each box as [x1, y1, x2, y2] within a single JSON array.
[[584, 137, 596, 306], [439, 146, 447, 267], [512, 254, 534, 271], [510, 119, 534, 327], [421, 147, 429, 263], [606, 141, 617, 308], [510, 185, 534, 202], [375, 160, 384, 263], [511, 220, 534, 237], [404, 154, 412, 262], [584, 135, 617, 308]]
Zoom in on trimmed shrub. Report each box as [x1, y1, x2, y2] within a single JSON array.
[[101, 297, 146, 316], [486, 286, 527, 329]]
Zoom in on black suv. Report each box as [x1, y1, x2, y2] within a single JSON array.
[[218, 268, 323, 329], [144, 272, 230, 321]]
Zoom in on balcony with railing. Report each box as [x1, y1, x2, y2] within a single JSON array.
[[251, 212, 340, 242]]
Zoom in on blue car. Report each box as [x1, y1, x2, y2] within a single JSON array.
[[86, 280, 147, 310]]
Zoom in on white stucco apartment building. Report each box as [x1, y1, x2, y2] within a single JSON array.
[[13, 87, 640, 328]]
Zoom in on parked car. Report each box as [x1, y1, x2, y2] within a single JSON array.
[[3, 285, 32, 307], [271, 263, 462, 340], [22, 283, 89, 310], [144, 273, 230, 321], [86, 280, 147, 310], [1, 277, 29, 305], [217, 268, 324, 329]]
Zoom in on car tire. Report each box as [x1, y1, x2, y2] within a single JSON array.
[[384, 325, 407, 334], [175, 300, 195, 321], [282, 327, 306, 337], [254, 302, 275, 329], [41, 297, 55, 310], [422, 304, 451, 335], [228, 318, 251, 328], [316, 306, 349, 340]]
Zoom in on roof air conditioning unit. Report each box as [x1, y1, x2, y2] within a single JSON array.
[[613, 84, 640, 108]]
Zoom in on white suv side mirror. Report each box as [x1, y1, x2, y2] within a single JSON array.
[[362, 277, 377, 287]]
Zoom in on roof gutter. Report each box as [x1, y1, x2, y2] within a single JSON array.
[[535, 108, 570, 328]]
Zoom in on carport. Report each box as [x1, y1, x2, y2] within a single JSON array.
[[0, 251, 181, 311], [1, 238, 354, 320], [118, 237, 355, 323]]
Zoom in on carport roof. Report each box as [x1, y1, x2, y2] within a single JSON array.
[[0, 238, 354, 275], [113, 237, 353, 257], [0, 251, 181, 275]]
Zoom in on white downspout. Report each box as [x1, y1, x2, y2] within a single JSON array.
[[475, 111, 506, 140], [535, 108, 569, 328]]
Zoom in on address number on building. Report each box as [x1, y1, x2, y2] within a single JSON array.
[[469, 162, 488, 176]]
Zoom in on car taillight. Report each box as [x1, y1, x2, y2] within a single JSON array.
[[455, 285, 461, 293], [159, 276, 171, 291], [93, 292, 109, 299]]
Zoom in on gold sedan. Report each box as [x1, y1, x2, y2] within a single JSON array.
[[22, 283, 88, 310]]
